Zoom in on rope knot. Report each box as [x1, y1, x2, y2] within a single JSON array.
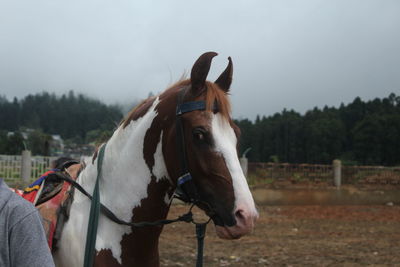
[[178, 211, 194, 223]]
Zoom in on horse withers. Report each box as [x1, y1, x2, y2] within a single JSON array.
[[53, 52, 258, 267]]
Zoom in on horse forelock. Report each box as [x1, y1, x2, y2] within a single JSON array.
[[163, 79, 232, 120], [205, 81, 231, 121]]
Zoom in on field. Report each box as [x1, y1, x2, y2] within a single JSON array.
[[159, 204, 400, 266]]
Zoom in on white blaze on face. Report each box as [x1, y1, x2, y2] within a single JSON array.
[[211, 114, 258, 217]]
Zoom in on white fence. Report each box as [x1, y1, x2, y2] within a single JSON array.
[[0, 153, 57, 187]]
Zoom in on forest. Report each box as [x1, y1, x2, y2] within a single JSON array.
[[0, 91, 123, 154], [235, 93, 400, 166], [0, 91, 399, 166]]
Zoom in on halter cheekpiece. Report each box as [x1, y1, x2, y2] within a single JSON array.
[[174, 87, 218, 204]]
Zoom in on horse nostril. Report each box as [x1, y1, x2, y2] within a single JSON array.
[[234, 208, 256, 228], [235, 209, 246, 221]]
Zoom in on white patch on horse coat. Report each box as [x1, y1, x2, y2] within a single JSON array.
[[54, 98, 168, 266], [211, 114, 257, 215], [152, 131, 170, 183], [152, 132, 173, 205]]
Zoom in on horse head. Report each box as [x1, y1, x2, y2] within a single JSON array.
[[162, 52, 258, 239]]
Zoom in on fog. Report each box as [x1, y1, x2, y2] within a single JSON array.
[[1, 0, 399, 119]]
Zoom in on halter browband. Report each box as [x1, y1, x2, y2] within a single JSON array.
[[174, 87, 218, 204], [176, 100, 217, 115]]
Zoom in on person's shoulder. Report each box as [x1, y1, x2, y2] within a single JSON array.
[[0, 182, 37, 225], [9, 191, 36, 213]]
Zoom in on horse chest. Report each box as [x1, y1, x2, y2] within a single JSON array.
[[54, 198, 163, 267]]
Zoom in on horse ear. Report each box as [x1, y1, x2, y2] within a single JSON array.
[[215, 56, 233, 92], [190, 52, 218, 92]]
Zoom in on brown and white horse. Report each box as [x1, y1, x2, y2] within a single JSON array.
[[53, 52, 258, 267]]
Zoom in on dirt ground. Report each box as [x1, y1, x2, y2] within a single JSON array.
[[159, 204, 400, 266]]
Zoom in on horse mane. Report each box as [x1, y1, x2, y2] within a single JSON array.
[[121, 96, 157, 129]]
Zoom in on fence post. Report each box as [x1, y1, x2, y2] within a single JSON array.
[[333, 159, 341, 188], [240, 157, 248, 178], [240, 148, 251, 179], [21, 150, 32, 185]]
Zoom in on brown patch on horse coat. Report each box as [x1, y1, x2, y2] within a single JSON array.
[[143, 114, 163, 171], [142, 87, 180, 173], [122, 178, 171, 265], [95, 178, 172, 267], [95, 250, 120, 267]]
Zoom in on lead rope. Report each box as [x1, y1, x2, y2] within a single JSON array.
[[84, 143, 106, 267], [195, 222, 208, 267]]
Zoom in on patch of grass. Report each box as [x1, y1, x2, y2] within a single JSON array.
[[247, 174, 274, 186]]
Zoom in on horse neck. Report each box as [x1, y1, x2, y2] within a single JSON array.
[[79, 96, 173, 219], [72, 97, 174, 265]]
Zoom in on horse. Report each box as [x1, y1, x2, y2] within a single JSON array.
[[53, 52, 259, 267]]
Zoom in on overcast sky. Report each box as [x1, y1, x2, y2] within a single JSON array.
[[0, 0, 399, 119]]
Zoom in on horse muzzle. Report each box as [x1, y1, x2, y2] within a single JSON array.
[[214, 208, 259, 239]]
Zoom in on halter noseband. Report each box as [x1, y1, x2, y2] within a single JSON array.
[[174, 87, 218, 204]]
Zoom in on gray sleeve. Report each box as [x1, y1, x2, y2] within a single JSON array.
[[9, 210, 55, 267]]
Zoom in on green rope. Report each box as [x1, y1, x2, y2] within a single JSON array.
[[84, 144, 106, 267]]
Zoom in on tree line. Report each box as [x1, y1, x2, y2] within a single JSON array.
[[0, 91, 123, 154], [235, 93, 400, 166], [1, 91, 399, 166]]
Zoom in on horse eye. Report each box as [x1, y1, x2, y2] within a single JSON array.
[[193, 128, 206, 142]]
